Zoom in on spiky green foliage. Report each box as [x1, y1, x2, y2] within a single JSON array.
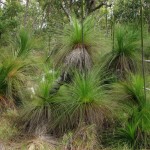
[[115, 119, 139, 148], [115, 108, 150, 149], [15, 28, 32, 58], [52, 70, 114, 135], [112, 74, 150, 124], [104, 25, 139, 79], [19, 69, 57, 134], [112, 74, 150, 148], [112, 74, 146, 109], [55, 17, 100, 73], [0, 58, 32, 109], [61, 17, 98, 50], [0, 59, 28, 109], [49, 17, 101, 94], [0, 29, 34, 110]]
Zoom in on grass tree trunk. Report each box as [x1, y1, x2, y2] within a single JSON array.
[[49, 47, 92, 95], [49, 73, 65, 95], [49, 15, 98, 95]]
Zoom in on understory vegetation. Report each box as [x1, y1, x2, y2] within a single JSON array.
[[0, 0, 150, 150]]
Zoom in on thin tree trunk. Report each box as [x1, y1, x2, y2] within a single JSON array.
[[61, 1, 72, 23], [105, 4, 108, 36], [148, 19, 150, 33], [0, 32, 2, 39], [140, 0, 147, 102], [40, 13, 46, 29], [112, 16, 115, 50], [24, 0, 29, 27]]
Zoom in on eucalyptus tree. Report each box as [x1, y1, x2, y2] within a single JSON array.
[[144, 0, 150, 32], [0, 1, 23, 41], [37, 0, 112, 23], [114, 0, 150, 33], [114, 0, 140, 24]]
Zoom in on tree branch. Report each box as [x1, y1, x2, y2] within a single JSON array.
[[61, 1, 72, 23], [90, 2, 112, 13]]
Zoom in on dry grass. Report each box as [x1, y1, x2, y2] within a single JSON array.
[[59, 124, 100, 150], [0, 110, 18, 142], [0, 135, 58, 150]]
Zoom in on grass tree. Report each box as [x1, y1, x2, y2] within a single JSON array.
[[112, 74, 150, 149], [115, 117, 139, 148], [50, 17, 100, 94], [51, 69, 114, 135], [0, 28, 34, 111], [18, 67, 57, 134], [103, 25, 139, 79], [113, 74, 147, 109]]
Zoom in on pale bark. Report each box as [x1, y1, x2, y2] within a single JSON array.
[[61, 1, 72, 23]]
